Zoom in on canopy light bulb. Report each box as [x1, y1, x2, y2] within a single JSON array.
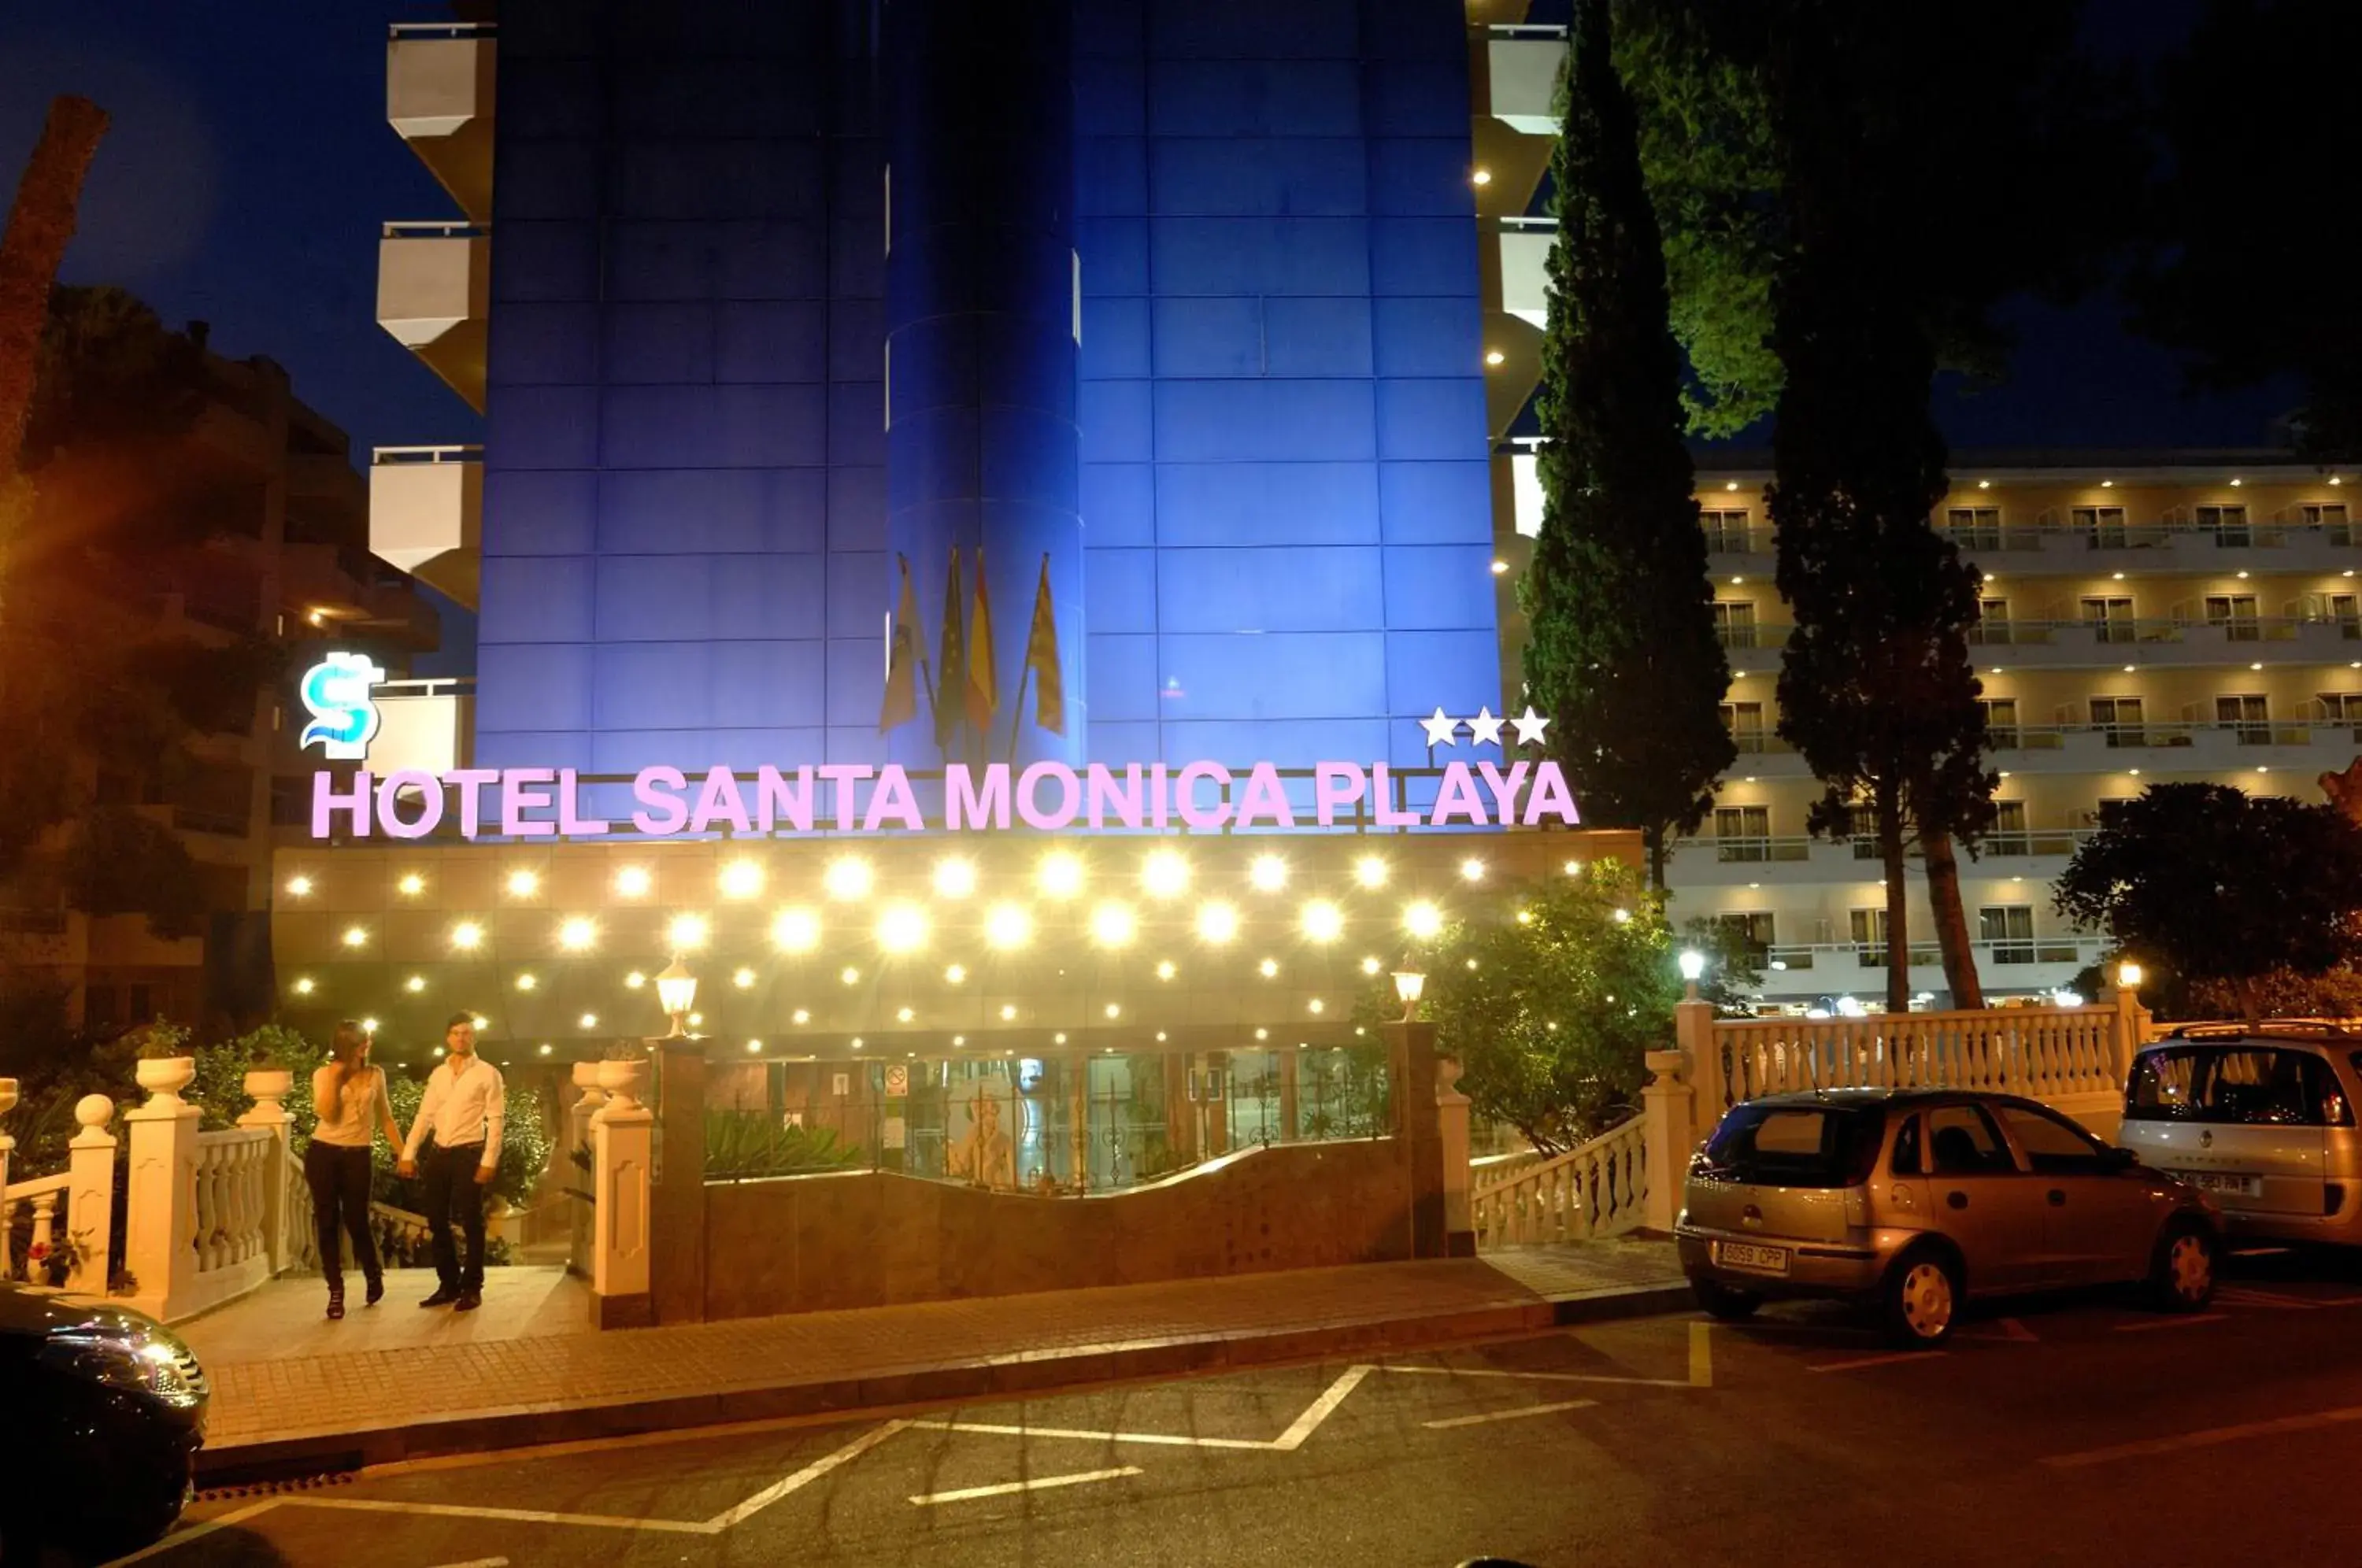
[[614, 866, 652, 897], [772, 906, 822, 952], [876, 903, 930, 953], [668, 913, 709, 951], [1196, 901, 1240, 945], [1353, 855, 1387, 889], [558, 917, 597, 952], [932, 857, 977, 900], [1404, 901, 1443, 941], [823, 856, 874, 901], [1247, 854, 1288, 893], [984, 901, 1033, 950], [1090, 900, 1137, 949], [718, 860, 764, 899], [1142, 848, 1190, 899], [1038, 850, 1086, 900], [397, 873, 424, 896], [1301, 900, 1344, 943]]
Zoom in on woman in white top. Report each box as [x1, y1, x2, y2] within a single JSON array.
[[307, 1021, 401, 1318]]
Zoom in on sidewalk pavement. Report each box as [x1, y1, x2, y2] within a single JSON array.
[[181, 1239, 1690, 1484]]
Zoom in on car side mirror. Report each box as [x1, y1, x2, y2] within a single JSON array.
[[2101, 1146, 2139, 1173]]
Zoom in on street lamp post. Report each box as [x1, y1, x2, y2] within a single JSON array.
[[1391, 968, 1426, 1023], [656, 956, 698, 1039], [1679, 949, 1706, 1004]]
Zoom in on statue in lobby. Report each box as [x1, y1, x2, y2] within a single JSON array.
[[947, 1087, 1016, 1192]]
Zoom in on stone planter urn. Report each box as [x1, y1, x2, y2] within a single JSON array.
[[0, 1077, 18, 1118], [594, 1057, 646, 1113], [244, 1067, 294, 1102], [570, 1060, 602, 1090], [135, 1056, 197, 1105]]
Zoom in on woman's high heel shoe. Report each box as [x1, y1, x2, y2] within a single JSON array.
[[327, 1284, 346, 1321], [365, 1277, 384, 1308]]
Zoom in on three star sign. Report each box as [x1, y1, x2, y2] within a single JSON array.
[[1423, 706, 1549, 749]]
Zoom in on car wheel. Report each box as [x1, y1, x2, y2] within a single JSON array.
[[1881, 1245, 1962, 1348], [2149, 1219, 2217, 1313], [1691, 1278, 1763, 1322]]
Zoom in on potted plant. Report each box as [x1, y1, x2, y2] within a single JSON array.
[[594, 1038, 648, 1109], [131, 1023, 196, 1105]]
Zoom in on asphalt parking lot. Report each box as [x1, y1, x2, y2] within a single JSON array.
[[124, 1248, 2362, 1568]]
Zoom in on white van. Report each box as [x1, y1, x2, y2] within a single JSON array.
[[2118, 1023, 2362, 1245]]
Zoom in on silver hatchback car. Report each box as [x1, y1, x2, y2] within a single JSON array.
[[2119, 1023, 2362, 1245], [1675, 1089, 2220, 1346]]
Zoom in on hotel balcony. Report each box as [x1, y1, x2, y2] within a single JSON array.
[[1757, 938, 2107, 1003], [1498, 217, 1553, 329], [369, 446, 482, 610], [1675, 828, 2098, 889], [1988, 718, 2362, 776], [377, 222, 488, 412], [280, 542, 439, 651], [1483, 27, 1567, 136], [1718, 615, 2362, 675], [1942, 517, 2362, 577], [387, 20, 495, 224]]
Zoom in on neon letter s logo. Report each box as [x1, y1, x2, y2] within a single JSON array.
[[298, 652, 387, 761]]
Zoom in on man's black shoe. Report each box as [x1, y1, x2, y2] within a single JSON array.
[[420, 1287, 461, 1307], [454, 1292, 483, 1312]]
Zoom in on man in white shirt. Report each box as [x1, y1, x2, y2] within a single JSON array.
[[397, 1013, 506, 1311]]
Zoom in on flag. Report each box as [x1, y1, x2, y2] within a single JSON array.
[[965, 545, 998, 734], [878, 553, 920, 734], [935, 545, 965, 751], [1025, 552, 1064, 736]]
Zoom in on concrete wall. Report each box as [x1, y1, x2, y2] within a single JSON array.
[[701, 1137, 1410, 1318]]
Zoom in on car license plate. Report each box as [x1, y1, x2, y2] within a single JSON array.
[[1715, 1241, 1790, 1276], [2170, 1170, 2261, 1197]]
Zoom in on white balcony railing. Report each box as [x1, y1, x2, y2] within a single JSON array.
[[369, 444, 482, 608], [1485, 28, 1568, 136], [387, 21, 496, 223]]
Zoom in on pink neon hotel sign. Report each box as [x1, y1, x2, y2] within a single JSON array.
[[309, 759, 1581, 841]]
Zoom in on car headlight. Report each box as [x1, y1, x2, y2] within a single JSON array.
[[39, 1330, 205, 1407]]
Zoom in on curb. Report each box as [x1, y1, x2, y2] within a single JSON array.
[[193, 1281, 1690, 1487]]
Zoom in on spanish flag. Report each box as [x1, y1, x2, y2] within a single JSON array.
[[965, 545, 998, 734], [935, 545, 965, 751], [878, 553, 921, 734], [1025, 552, 1064, 735]]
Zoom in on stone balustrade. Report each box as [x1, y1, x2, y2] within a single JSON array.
[[1471, 1115, 1649, 1249], [1, 1089, 118, 1292]]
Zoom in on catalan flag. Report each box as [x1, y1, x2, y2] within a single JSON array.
[[1024, 552, 1064, 736], [965, 545, 998, 734], [935, 544, 965, 751], [878, 553, 921, 734]]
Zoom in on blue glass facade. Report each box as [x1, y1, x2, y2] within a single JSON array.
[[475, 0, 1497, 786]]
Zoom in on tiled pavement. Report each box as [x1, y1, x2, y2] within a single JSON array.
[[180, 1242, 1688, 1479]]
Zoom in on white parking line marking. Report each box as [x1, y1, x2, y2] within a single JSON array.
[[288, 1496, 716, 1536], [1981, 1318, 2038, 1343], [1272, 1365, 1372, 1450], [2111, 1312, 2228, 1332], [908, 1418, 1276, 1451], [1423, 1399, 1599, 1429], [2219, 1288, 2319, 1309], [102, 1501, 281, 1565], [909, 1466, 1143, 1506], [2042, 1403, 2362, 1469], [1377, 1363, 1694, 1390], [427, 1559, 512, 1568], [702, 1420, 913, 1529], [1809, 1351, 1949, 1373]]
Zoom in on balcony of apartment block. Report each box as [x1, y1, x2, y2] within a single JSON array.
[[369, 445, 481, 609], [1715, 620, 1793, 675], [377, 222, 488, 412], [1702, 519, 1777, 578], [1720, 729, 1813, 778], [1987, 718, 2362, 775], [1497, 217, 1554, 330], [1972, 612, 2362, 671], [387, 20, 495, 223], [1756, 937, 2108, 1000], [1483, 25, 1568, 135], [1941, 516, 2362, 576], [1677, 824, 2100, 889]]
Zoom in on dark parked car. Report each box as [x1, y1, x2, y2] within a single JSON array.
[[0, 1285, 207, 1562]]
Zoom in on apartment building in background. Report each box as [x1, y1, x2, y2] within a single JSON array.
[[1471, 16, 2356, 1010], [0, 347, 439, 1032]]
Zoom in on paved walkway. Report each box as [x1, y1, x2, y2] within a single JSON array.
[[180, 1241, 1687, 1480]]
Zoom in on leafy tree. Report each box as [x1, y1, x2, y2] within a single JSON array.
[[1679, 914, 1765, 1015], [1521, 0, 1734, 889], [1357, 859, 1678, 1154], [2130, 0, 2359, 462], [2056, 783, 2362, 1020]]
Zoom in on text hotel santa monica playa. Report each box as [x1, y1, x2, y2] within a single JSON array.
[[309, 759, 1583, 841]]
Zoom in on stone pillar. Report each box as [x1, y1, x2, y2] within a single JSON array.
[[651, 1039, 707, 1325], [1164, 1055, 1197, 1163], [0, 1076, 16, 1278], [1642, 1000, 1716, 1235], [237, 1070, 294, 1273], [1202, 1052, 1231, 1157], [1383, 1019, 1449, 1259], [124, 1067, 202, 1321], [2108, 982, 2153, 1085], [568, 1063, 606, 1280], [65, 1094, 117, 1293], [1068, 1052, 1090, 1192], [590, 1058, 654, 1329], [1434, 1053, 1475, 1258], [1279, 1052, 1301, 1142]]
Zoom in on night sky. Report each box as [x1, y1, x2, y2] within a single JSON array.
[[0, 1, 2301, 666]]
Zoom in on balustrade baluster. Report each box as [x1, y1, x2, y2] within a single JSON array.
[[30, 1189, 56, 1260]]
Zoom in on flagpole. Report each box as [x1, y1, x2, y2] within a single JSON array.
[[1005, 662, 1033, 766]]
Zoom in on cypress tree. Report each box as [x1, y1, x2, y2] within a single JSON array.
[[1521, 0, 1734, 890]]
